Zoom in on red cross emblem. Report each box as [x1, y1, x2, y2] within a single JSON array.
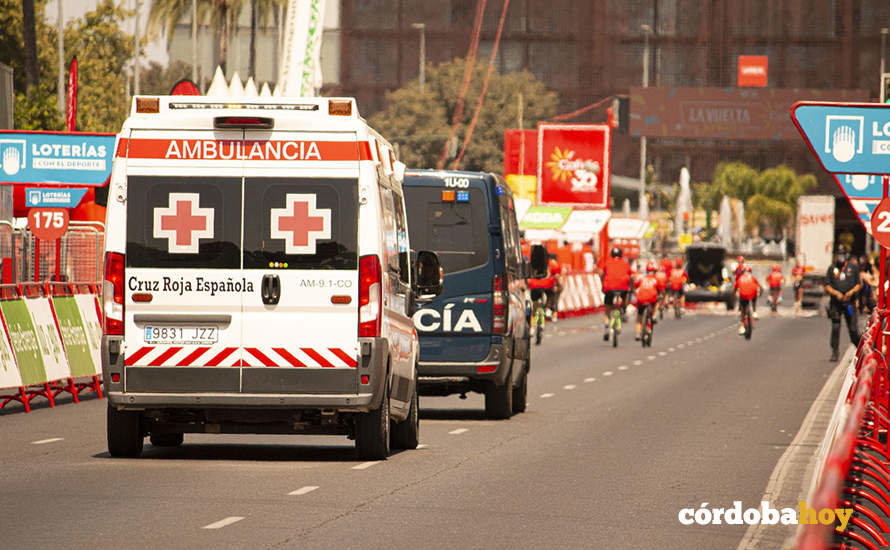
[[270, 193, 331, 254], [152, 193, 214, 254]]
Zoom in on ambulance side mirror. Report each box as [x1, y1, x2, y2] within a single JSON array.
[[414, 250, 443, 301], [529, 244, 549, 279]]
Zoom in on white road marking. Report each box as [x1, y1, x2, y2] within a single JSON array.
[[584, 377, 596, 383], [647, 355, 656, 361], [540, 393, 554, 398], [658, 351, 667, 356], [687, 340, 694, 345], [417, 444, 429, 449], [633, 360, 643, 366], [288, 486, 319, 496], [677, 344, 685, 349], [563, 384, 576, 390], [668, 347, 675, 352], [31, 437, 63, 445], [618, 365, 628, 371], [202, 516, 245, 530], [352, 461, 381, 470], [603, 371, 614, 376], [448, 428, 469, 435]]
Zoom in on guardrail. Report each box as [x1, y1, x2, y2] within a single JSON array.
[[798, 309, 890, 549]]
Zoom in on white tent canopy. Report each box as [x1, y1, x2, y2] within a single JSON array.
[[607, 217, 649, 240]]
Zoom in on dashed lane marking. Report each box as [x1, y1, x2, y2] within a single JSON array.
[[584, 377, 596, 383], [633, 360, 643, 366], [647, 355, 656, 361], [677, 344, 685, 349], [603, 371, 614, 376], [31, 437, 64, 445], [658, 351, 667, 356], [417, 444, 429, 449], [618, 365, 628, 371], [563, 384, 576, 390], [202, 517, 245, 530], [448, 428, 469, 435], [352, 461, 381, 470], [288, 486, 319, 496], [668, 347, 675, 352], [540, 393, 555, 398]]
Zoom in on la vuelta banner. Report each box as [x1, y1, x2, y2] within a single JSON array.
[[537, 123, 611, 208]]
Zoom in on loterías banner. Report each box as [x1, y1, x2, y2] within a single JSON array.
[[536, 123, 611, 208]]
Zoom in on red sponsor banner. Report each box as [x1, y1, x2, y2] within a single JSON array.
[[737, 55, 768, 87], [66, 57, 77, 131], [536, 123, 611, 208], [122, 139, 373, 162], [503, 129, 537, 176]]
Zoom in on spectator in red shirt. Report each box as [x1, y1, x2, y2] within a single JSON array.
[[734, 265, 762, 334], [634, 262, 660, 340], [600, 247, 632, 341]]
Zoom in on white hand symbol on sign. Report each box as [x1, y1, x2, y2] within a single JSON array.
[[831, 125, 856, 163], [2, 146, 21, 176]]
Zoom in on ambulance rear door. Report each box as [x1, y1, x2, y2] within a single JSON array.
[[122, 129, 245, 390], [239, 130, 361, 394]]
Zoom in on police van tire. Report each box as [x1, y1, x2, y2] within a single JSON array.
[[511, 368, 528, 414], [485, 364, 514, 420], [356, 376, 391, 460], [391, 381, 419, 450], [150, 432, 184, 447], [107, 404, 144, 458]]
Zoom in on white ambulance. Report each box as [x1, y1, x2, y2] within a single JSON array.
[[101, 96, 442, 459]]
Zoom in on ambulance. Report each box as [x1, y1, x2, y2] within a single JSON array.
[[101, 95, 442, 459]]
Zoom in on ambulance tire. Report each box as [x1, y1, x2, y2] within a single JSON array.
[[511, 366, 528, 414], [150, 432, 184, 447], [107, 404, 144, 458], [391, 379, 419, 450], [485, 362, 514, 420], [356, 374, 391, 460]]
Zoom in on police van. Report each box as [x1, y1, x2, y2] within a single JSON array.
[[101, 95, 442, 459], [402, 170, 531, 419]]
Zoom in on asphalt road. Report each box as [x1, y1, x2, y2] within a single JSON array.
[[0, 305, 841, 549]]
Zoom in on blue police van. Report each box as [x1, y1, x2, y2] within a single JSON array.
[[403, 170, 531, 419]]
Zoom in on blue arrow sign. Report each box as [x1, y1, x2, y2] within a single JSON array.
[[792, 102, 890, 175]]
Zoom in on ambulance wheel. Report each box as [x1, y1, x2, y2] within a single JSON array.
[[391, 380, 419, 450], [511, 367, 528, 414], [356, 375, 391, 460], [485, 363, 514, 420], [107, 404, 144, 458], [150, 432, 184, 447]]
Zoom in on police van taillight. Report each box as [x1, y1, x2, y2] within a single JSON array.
[[359, 255, 381, 338], [493, 275, 507, 335], [103, 252, 125, 336]]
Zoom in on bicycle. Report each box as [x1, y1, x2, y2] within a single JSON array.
[[640, 303, 654, 347], [740, 299, 753, 340], [768, 289, 781, 313], [657, 292, 665, 320], [532, 292, 547, 345], [672, 290, 683, 319], [609, 292, 624, 348]]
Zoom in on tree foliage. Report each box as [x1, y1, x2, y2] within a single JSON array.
[[141, 60, 194, 96], [369, 58, 559, 173]]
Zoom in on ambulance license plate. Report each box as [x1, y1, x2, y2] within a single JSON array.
[[144, 326, 218, 345]]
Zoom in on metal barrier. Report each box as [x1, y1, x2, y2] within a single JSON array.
[[798, 309, 890, 549], [17, 223, 104, 283]]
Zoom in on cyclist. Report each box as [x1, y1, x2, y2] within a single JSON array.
[[766, 264, 784, 310], [735, 264, 761, 335], [600, 247, 632, 341], [634, 261, 660, 341], [734, 255, 746, 280], [528, 254, 555, 326], [659, 255, 674, 279], [654, 263, 669, 317], [668, 257, 687, 312], [791, 260, 805, 313]]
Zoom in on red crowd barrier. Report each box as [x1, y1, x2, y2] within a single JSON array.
[[798, 309, 890, 549]]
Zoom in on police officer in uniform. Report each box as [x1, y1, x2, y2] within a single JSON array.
[[824, 244, 861, 362]]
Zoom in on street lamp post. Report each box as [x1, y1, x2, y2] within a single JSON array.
[[881, 28, 888, 102], [639, 24, 652, 218], [411, 23, 426, 93]]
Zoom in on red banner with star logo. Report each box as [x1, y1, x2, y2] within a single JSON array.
[[536, 123, 611, 208]]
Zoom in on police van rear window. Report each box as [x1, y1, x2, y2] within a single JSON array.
[[126, 176, 241, 269], [243, 177, 358, 270], [403, 186, 489, 273]]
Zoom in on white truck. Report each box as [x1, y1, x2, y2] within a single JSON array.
[[796, 195, 835, 306]]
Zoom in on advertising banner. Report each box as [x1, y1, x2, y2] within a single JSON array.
[[0, 131, 115, 185], [0, 315, 21, 389], [52, 296, 96, 378], [537, 124, 611, 207], [519, 205, 572, 230], [504, 129, 537, 176], [738, 56, 768, 87], [1, 300, 46, 386], [26, 187, 88, 208], [74, 294, 102, 375], [26, 298, 69, 382]]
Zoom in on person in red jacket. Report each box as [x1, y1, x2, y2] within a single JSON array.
[[600, 247, 632, 341], [766, 264, 785, 310], [654, 265, 668, 316], [734, 264, 762, 335], [634, 261, 660, 340], [669, 258, 688, 312]]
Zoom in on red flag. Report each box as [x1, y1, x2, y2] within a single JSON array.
[[66, 56, 77, 131], [170, 79, 201, 96]]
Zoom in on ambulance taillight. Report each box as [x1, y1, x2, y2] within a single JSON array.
[[103, 252, 125, 335], [358, 255, 381, 337]]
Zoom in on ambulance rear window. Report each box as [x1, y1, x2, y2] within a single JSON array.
[[243, 177, 358, 270], [126, 176, 241, 269], [403, 186, 489, 273]]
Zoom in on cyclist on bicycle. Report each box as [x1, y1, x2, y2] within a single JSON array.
[[735, 264, 761, 335], [766, 264, 784, 309], [528, 255, 555, 316], [669, 257, 687, 312], [654, 264, 669, 317], [634, 262, 660, 341], [734, 255, 746, 280], [600, 247, 632, 341]]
